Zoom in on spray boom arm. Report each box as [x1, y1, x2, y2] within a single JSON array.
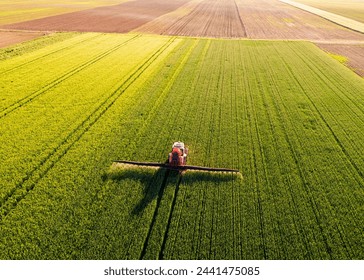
[[112, 160, 239, 173], [113, 142, 239, 173]]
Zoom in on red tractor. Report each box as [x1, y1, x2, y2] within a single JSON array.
[[114, 142, 239, 173], [168, 142, 188, 167]]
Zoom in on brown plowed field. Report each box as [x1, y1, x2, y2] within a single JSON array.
[[1, 0, 191, 33], [234, 0, 364, 76], [137, 0, 246, 38], [236, 0, 364, 40], [317, 43, 364, 77], [3, 0, 363, 41], [0, 31, 47, 48], [136, 0, 364, 40]]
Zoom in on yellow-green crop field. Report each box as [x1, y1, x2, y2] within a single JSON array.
[[295, 0, 364, 24], [0, 33, 364, 259]]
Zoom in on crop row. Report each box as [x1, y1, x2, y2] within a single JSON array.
[[0, 33, 131, 112], [141, 40, 364, 259], [0, 34, 180, 216], [0, 34, 363, 259], [0, 34, 193, 258]]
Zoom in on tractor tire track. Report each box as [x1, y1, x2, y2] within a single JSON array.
[[286, 43, 364, 182], [232, 56, 243, 258], [283, 43, 364, 187], [196, 177, 208, 258], [0, 34, 140, 119], [233, 0, 247, 37], [0, 38, 176, 222], [158, 40, 211, 259], [245, 45, 269, 259], [126, 39, 198, 157], [137, 42, 206, 256], [139, 169, 170, 260], [299, 45, 364, 117], [158, 174, 183, 259], [263, 48, 322, 257], [279, 45, 362, 257], [277, 50, 348, 258], [257, 67, 292, 257], [0, 33, 102, 76], [170, 178, 187, 259]]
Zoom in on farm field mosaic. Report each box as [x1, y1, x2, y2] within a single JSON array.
[[0, 0, 130, 25], [294, 0, 364, 23], [0, 33, 364, 259]]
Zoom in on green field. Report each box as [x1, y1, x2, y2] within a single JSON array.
[[0, 33, 364, 259], [295, 0, 364, 23]]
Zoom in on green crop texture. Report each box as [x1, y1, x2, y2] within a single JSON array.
[[0, 33, 363, 259]]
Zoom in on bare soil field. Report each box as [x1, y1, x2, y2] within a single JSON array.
[[3, 0, 363, 40], [133, 0, 203, 34], [234, 0, 364, 76], [280, 0, 364, 34], [236, 0, 364, 40], [137, 0, 364, 40], [0, 30, 47, 48], [0, 0, 130, 25], [317, 43, 364, 77], [1, 0, 191, 33], [136, 0, 246, 38], [136, 0, 364, 40]]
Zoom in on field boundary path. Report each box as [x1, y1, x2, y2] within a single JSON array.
[[280, 0, 364, 34]]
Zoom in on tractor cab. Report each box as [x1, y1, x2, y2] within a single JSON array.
[[168, 141, 188, 166]]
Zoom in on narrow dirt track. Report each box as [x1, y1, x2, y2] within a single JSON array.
[[0, 30, 48, 48]]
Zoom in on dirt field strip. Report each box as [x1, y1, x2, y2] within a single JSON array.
[[280, 0, 364, 34], [133, 0, 204, 35], [0, 30, 49, 48], [139, 0, 246, 38], [1, 0, 192, 33], [0, 0, 131, 25], [233, 0, 364, 77], [316, 43, 364, 77], [236, 0, 364, 40]]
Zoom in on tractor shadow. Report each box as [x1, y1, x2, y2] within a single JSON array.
[[105, 163, 241, 216]]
